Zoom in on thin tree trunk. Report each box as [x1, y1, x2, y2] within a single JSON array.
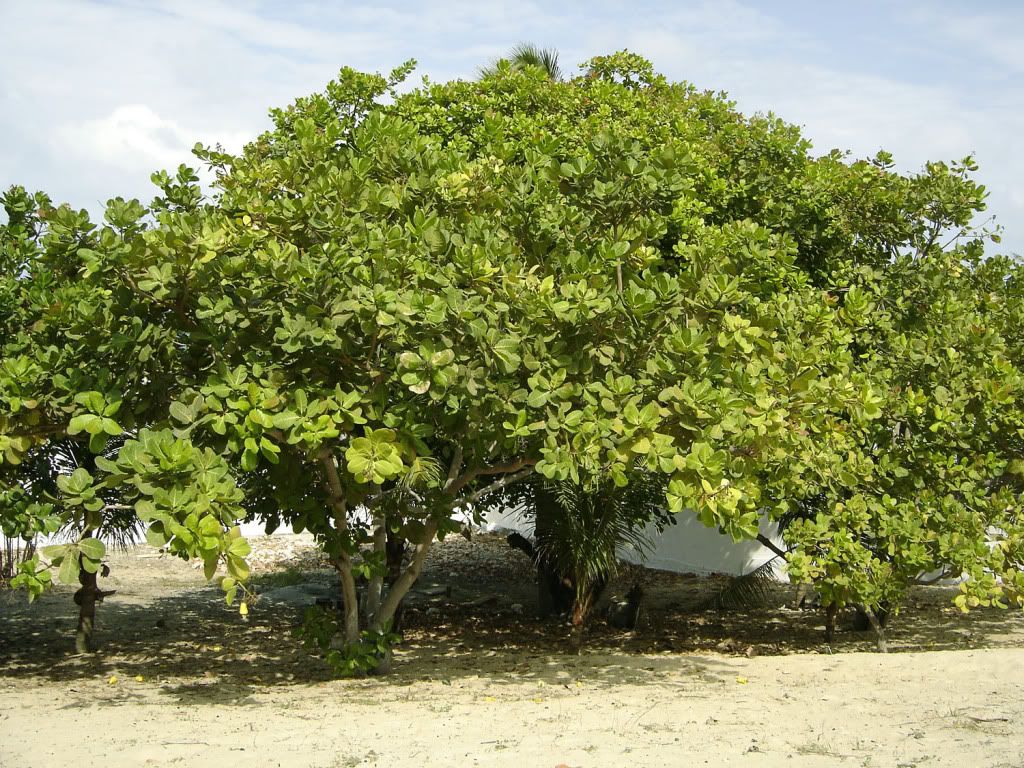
[[364, 511, 387, 624], [864, 606, 888, 653], [824, 602, 838, 644], [570, 593, 591, 653], [374, 520, 438, 632], [75, 563, 98, 654], [365, 519, 438, 676], [335, 556, 360, 645], [320, 451, 360, 645]]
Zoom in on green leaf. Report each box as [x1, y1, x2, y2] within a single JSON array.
[[41, 544, 69, 560], [226, 554, 250, 581], [271, 411, 303, 430], [203, 554, 218, 581], [145, 524, 167, 548], [58, 549, 80, 585], [631, 437, 652, 454], [100, 417, 123, 436], [228, 537, 251, 558], [67, 414, 101, 435], [169, 400, 194, 424], [430, 349, 455, 366], [491, 337, 521, 373], [78, 537, 106, 561]]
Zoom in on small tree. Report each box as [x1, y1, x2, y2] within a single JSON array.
[[0, 185, 253, 651]]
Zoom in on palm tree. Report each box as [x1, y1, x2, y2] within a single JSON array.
[[503, 472, 671, 647], [479, 43, 563, 81]]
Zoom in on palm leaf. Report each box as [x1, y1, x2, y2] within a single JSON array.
[[479, 43, 563, 81], [535, 472, 663, 595], [696, 556, 781, 611]]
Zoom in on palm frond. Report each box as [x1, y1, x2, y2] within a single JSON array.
[[696, 556, 781, 611], [400, 455, 442, 490], [21, 438, 143, 551], [479, 43, 563, 81], [536, 472, 661, 591]]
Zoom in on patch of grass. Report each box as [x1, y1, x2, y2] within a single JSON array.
[[795, 739, 845, 758]]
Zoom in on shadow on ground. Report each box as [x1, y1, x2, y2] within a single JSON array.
[[1, 538, 1021, 706]]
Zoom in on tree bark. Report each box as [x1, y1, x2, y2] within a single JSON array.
[[320, 451, 360, 645], [365, 510, 387, 624], [863, 606, 889, 653], [75, 563, 98, 654], [374, 520, 438, 632]]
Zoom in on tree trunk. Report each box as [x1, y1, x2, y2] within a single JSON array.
[[320, 452, 361, 645], [385, 527, 407, 633], [75, 564, 98, 654], [569, 593, 590, 652], [824, 602, 838, 644], [374, 520, 438, 632], [364, 511, 387, 624], [335, 555, 361, 645], [863, 606, 888, 653], [364, 520, 438, 676]]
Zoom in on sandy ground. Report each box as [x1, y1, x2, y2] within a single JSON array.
[[2, 534, 1023, 768]]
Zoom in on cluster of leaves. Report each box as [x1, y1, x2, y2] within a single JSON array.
[[293, 605, 399, 677], [1, 50, 1021, 663], [0, 182, 253, 606]]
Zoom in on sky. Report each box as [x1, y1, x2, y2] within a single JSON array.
[[1, 0, 1021, 255]]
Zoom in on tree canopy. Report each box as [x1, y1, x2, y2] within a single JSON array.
[[2, 51, 1021, 665]]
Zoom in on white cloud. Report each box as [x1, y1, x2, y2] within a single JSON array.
[[56, 104, 250, 174]]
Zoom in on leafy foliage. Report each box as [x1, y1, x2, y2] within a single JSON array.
[[1, 50, 1021, 664]]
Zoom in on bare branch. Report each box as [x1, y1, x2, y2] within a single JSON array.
[[446, 457, 536, 498], [756, 533, 789, 560], [457, 466, 536, 509], [443, 445, 464, 492]]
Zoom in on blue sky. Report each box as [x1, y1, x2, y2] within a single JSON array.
[[2, 0, 1021, 254]]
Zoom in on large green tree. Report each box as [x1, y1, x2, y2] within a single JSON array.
[[388, 51, 1024, 644], [3, 51, 1021, 667]]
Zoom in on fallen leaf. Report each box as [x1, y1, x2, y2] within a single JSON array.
[[736, 676, 749, 684], [134, 675, 144, 682], [108, 676, 118, 685]]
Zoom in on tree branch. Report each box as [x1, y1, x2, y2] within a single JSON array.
[[445, 457, 536, 498], [456, 466, 536, 509], [443, 445, 464, 492], [756, 533, 789, 560]]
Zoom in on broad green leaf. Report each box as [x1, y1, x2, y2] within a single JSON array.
[[78, 537, 106, 561]]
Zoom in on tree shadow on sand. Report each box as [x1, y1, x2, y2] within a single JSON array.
[[0, 583, 736, 705], [2, 560, 1021, 708]]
